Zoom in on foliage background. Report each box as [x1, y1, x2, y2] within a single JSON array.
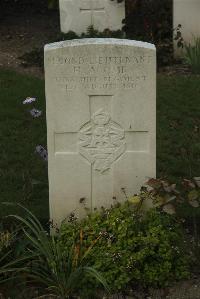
[[123, 0, 173, 66]]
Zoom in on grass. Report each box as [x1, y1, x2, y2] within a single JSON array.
[[0, 68, 48, 222], [157, 74, 200, 181], [0, 68, 200, 221]]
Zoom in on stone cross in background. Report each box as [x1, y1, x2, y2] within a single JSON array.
[[80, 0, 105, 27], [59, 0, 125, 34], [45, 39, 156, 226]]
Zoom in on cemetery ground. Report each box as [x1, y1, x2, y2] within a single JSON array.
[[1, 2, 200, 299], [0, 69, 200, 220], [1, 68, 200, 298]]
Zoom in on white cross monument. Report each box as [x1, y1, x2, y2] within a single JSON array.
[[45, 39, 156, 226], [59, 0, 125, 34]]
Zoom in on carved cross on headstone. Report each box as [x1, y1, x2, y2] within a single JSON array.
[[80, 0, 105, 27], [45, 39, 156, 226], [54, 95, 149, 210]]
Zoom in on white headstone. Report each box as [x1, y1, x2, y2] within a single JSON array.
[[174, 0, 200, 53], [45, 39, 156, 225], [59, 0, 125, 34]]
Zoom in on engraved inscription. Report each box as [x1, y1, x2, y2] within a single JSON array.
[[47, 54, 152, 91], [79, 109, 126, 173], [47, 55, 153, 65], [55, 74, 146, 91]]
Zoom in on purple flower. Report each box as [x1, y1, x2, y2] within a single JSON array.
[[23, 97, 36, 104], [30, 108, 42, 118], [35, 145, 48, 161]]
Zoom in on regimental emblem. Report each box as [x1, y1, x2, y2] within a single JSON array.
[[79, 109, 126, 173]]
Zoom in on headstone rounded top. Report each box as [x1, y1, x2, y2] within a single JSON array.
[[44, 34, 156, 225], [44, 38, 156, 51]]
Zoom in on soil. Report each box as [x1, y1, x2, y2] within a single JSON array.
[[0, 0, 60, 78]]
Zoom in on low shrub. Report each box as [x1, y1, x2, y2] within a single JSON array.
[[184, 37, 200, 74], [60, 200, 189, 293]]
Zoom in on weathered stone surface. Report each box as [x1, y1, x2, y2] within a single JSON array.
[[44, 39, 156, 225], [59, 0, 125, 34]]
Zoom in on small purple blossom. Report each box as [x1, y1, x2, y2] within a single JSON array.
[[30, 108, 42, 118], [35, 145, 48, 161], [23, 97, 36, 104]]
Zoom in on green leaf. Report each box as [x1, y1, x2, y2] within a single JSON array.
[[188, 199, 199, 208], [153, 195, 165, 206], [146, 178, 162, 189], [194, 177, 200, 188], [128, 195, 141, 204], [162, 203, 176, 215], [188, 189, 199, 201]]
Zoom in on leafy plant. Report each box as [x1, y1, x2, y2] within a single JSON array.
[[8, 204, 109, 298], [184, 37, 200, 74], [142, 178, 200, 272], [0, 230, 11, 252], [60, 201, 189, 293], [174, 24, 184, 49], [146, 177, 200, 214], [0, 224, 28, 285]]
